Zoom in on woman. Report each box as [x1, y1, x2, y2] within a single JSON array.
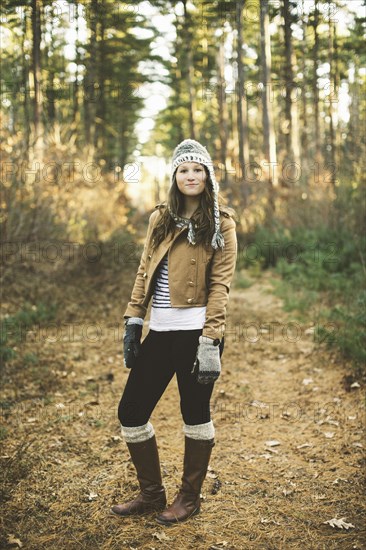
[[111, 139, 238, 525]]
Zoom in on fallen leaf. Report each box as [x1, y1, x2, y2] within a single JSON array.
[[7, 534, 23, 547], [332, 478, 348, 484], [302, 378, 313, 385], [265, 440, 280, 447], [318, 416, 339, 426], [260, 518, 281, 525], [324, 432, 334, 439], [88, 491, 98, 501], [296, 443, 312, 449], [323, 517, 355, 530], [251, 400, 268, 409], [152, 531, 171, 541], [211, 479, 222, 495], [260, 453, 273, 459], [350, 382, 360, 389]]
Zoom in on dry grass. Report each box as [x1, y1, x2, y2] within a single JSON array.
[[1, 256, 365, 549]]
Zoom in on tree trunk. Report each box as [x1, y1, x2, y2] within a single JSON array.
[[347, 61, 360, 163], [31, 0, 44, 160], [282, 0, 301, 172], [300, 0, 308, 157], [311, 1, 321, 163], [216, 36, 229, 188], [84, 0, 98, 161], [72, 0, 81, 135], [328, 0, 338, 191], [182, 0, 196, 140], [260, 0, 278, 217], [236, 0, 250, 206], [173, 12, 185, 143], [22, 10, 30, 155], [96, 2, 106, 156]]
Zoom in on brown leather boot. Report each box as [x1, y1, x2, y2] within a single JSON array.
[[111, 435, 167, 516], [155, 436, 215, 525]]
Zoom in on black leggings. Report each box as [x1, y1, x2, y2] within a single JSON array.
[[118, 329, 225, 427]]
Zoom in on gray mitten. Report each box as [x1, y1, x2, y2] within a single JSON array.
[[191, 335, 221, 384], [123, 317, 143, 369]]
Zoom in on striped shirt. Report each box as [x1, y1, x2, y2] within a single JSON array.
[[151, 253, 171, 308]]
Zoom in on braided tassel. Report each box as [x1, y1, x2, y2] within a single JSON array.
[[211, 193, 225, 250], [187, 221, 196, 245]]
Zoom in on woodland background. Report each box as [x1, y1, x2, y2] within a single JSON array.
[[0, 1, 365, 548]]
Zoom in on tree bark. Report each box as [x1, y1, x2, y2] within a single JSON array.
[[236, 0, 250, 205], [328, 0, 338, 190], [311, 1, 321, 163], [22, 9, 30, 154], [96, 0, 107, 155], [217, 36, 229, 188], [260, 0, 278, 217], [72, 0, 81, 135], [84, 0, 98, 161], [300, 0, 308, 158], [31, 0, 44, 160], [282, 0, 301, 172], [182, 0, 196, 140]]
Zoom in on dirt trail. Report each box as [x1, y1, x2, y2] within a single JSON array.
[[1, 263, 365, 550]]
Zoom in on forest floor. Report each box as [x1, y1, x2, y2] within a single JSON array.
[[1, 246, 365, 550]]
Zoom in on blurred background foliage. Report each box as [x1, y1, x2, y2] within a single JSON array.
[[0, 0, 365, 372]]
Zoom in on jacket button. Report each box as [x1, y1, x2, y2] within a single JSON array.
[[143, 272, 147, 278], [187, 298, 194, 303], [147, 254, 152, 259], [190, 258, 196, 264], [188, 281, 194, 286]]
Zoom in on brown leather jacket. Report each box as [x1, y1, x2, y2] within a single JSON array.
[[123, 204, 237, 340]]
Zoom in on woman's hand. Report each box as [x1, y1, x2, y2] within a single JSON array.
[[191, 335, 221, 384], [123, 318, 143, 369]]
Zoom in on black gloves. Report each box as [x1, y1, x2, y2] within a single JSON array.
[[123, 317, 143, 369]]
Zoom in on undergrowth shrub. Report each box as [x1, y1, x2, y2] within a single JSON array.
[[237, 223, 366, 374], [0, 301, 58, 368]]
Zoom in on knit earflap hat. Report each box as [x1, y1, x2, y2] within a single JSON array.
[[169, 139, 225, 250]]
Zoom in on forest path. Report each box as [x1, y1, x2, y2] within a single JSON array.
[[1, 262, 365, 550]]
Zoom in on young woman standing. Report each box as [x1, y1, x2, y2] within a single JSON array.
[[111, 139, 238, 525]]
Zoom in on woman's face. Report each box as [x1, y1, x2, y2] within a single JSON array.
[[175, 162, 207, 197]]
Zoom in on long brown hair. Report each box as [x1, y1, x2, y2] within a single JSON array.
[[151, 166, 230, 251]]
